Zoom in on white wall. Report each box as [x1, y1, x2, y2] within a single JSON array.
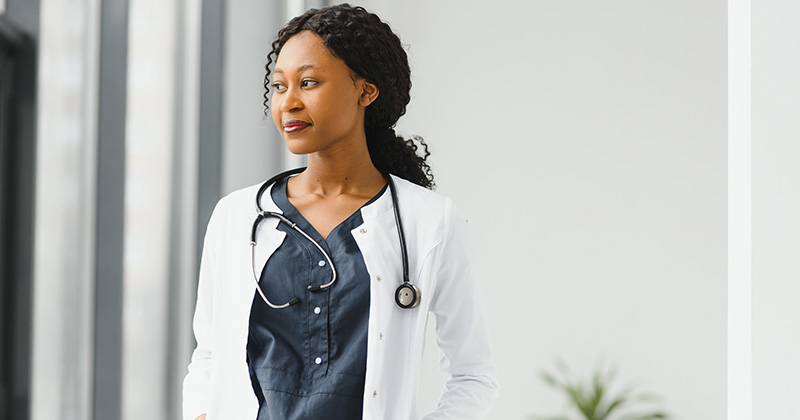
[[351, 1, 727, 419], [752, 0, 800, 418]]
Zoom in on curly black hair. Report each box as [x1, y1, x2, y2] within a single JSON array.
[[263, 3, 434, 189]]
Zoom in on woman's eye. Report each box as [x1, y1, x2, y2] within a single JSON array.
[[301, 80, 317, 88], [272, 82, 286, 92]]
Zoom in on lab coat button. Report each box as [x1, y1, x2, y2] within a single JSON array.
[[379, 332, 383, 340], [376, 275, 382, 282], [314, 306, 321, 314], [318, 260, 325, 267], [359, 228, 367, 234], [372, 390, 377, 398], [315, 357, 322, 365]]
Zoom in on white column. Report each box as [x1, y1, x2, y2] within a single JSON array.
[[121, 0, 179, 417], [751, 0, 800, 418], [727, 0, 752, 419], [166, 0, 202, 417], [31, 0, 100, 418]]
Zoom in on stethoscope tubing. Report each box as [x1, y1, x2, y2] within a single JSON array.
[[250, 167, 415, 309], [388, 173, 410, 285]]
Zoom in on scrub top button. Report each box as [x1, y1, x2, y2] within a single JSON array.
[[318, 260, 325, 267], [315, 357, 322, 365], [314, 306, 321, 314]]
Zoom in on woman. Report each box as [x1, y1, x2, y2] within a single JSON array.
[[182, 4, 497, 419]]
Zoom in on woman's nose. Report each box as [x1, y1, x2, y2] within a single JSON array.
[[279, 86, 303, 112]]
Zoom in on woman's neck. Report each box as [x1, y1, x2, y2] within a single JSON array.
[[290, 144, 385, 199]]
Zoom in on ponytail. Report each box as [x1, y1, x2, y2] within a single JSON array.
[[366, 128, 434, 189]]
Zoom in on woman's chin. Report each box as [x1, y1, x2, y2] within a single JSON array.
[[283, 138, 315, 156]]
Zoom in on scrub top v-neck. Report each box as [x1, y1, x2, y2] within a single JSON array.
[[246, 176, 387, 420]]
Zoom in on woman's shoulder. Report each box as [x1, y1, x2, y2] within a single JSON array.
[[391, 175, 451, 211], [390, 176, 472, 253], [219, 182, 261, 205], [390, 175, 465, 236], [205, 182, 264, 227]]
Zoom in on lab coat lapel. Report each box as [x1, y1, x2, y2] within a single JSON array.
[[354, 178, 405, 286], [252, 184, 287, 279]]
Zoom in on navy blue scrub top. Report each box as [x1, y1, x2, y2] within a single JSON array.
[[247, 176, 387, 420]]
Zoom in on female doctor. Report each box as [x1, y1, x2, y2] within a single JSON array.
[[182, 4, 498, 420]]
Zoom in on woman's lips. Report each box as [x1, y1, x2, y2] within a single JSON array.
[[283, 120, 311, 133]]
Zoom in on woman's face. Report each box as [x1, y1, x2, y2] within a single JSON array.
[[270, 31, 378, 156]]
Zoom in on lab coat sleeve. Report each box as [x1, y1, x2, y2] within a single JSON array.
[[423, 200, 499, 420], [182, 200, 223, 420]]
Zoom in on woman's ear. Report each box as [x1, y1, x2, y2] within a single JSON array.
[[359, 81, 380, 107]]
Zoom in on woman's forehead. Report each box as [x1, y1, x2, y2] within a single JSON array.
[[275, 31, 338, 72]]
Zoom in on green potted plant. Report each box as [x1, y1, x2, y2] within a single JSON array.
[[531, 360, 670, 420]]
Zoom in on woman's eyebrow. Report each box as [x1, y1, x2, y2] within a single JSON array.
[[273, 64, 318, 74]]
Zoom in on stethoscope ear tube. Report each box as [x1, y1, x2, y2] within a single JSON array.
[[255, 167, 307, 214]]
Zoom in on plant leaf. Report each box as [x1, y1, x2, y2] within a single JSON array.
[[555, 358, 572, 377], [536, 360, 669, 420], [587, 373, 605, 420], [597, 395, 629, 420], [634, 393, 664, 403], [617, 411, 669, 420], [529, 416, 574, 420], [541, 371, 564, 389], [565, 382, 595, 419]]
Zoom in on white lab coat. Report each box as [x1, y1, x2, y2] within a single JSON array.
[[182, 175, 498, 420]]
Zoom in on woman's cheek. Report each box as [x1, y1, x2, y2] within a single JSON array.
[[271, 104, 282, 130]]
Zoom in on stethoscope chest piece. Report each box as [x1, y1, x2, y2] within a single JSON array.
[[395, 283, 421, 309]]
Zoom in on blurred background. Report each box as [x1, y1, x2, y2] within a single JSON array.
[[0, 0, 798, 419]]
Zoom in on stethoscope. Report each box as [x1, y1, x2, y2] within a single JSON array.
[[250, 167, 420, 310]]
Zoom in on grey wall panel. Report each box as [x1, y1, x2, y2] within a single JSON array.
[[196, 0, 224, 269], [93, 0, 128, 418], [221, 0, 284, 196]]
